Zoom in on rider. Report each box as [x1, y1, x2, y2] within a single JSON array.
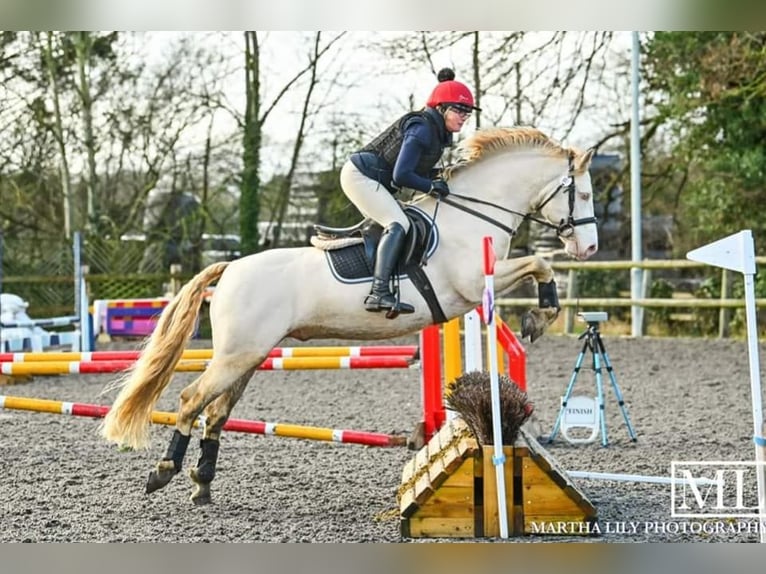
[[340, 67, 479, 315]]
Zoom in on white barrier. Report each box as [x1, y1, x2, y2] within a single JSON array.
[[0, 232, 92, 353]]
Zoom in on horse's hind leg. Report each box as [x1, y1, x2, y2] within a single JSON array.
[[145, 374, 205, 494], [145, 358, 257, 496], [189, 371, 254, 505]]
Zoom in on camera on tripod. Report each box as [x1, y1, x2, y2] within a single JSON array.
[[547, 309, 637, 447], [577, 311, 608, 324]]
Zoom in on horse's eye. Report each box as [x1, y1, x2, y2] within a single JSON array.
[[578, 192, 591, 202]]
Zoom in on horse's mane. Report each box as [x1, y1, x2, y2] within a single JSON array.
[[444, 126, 574, 179]]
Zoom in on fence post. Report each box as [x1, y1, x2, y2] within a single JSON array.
[[719, 269, 732, 338], [564, 269, 577, 334], [169, 264, 183, 296], [73, 231, 82, 318], [0, 231, 4, 338], [639, 268, 651, 336], [0, 230, 4, 305]]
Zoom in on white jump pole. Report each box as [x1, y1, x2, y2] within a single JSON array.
[[687, 229, 765, 543], [463, 309, 483, 372], [568, 470, 722, 487], [482, 236, 508, 539], [73, 231, 93, 352]]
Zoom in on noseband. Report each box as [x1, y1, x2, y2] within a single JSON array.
[[439, 151, 598, 239]]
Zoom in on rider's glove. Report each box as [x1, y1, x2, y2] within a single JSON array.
[[429, 179, 450, 199]]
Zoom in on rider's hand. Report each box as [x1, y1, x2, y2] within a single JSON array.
[[429, 179, 450, 199]]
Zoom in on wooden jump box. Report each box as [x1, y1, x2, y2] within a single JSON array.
[[399, 419, 597, 538]]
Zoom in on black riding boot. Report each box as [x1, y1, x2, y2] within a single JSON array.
[[364, 222, 415, 315]]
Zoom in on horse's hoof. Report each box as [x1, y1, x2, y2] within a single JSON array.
[[190, 480, 212, 506], [191, 493, 212, 506], [520, 312, 536, 341], [521, 310, 547, 343], [145, 464, 178, 494], [406, 422, 426, 451]]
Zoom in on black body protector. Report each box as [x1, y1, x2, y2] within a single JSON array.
[[350, 107, 451, 318], [356, 107, 450, 186]]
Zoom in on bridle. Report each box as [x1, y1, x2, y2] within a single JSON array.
[[438, 151, 598, 239]]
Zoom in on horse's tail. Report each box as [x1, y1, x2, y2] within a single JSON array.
[[100, 261, 230, 450]]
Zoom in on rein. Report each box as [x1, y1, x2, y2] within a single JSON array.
[[439, 152, 598, 239], [440, 195, 518, 237]]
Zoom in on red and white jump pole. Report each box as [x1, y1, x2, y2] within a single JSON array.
[[0, 345, 418, 363], [0, 394, 405, 447], [0, 355, 416, 376]]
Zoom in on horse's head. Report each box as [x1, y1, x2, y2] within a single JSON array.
[[443, 127, 599, 260], [534, 147, 599, 260]]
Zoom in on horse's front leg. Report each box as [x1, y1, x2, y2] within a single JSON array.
[[493, 255, 560, 342], [188, 371, 253, 505]]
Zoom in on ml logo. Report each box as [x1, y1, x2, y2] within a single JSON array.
[[671, 461, 766, 518]]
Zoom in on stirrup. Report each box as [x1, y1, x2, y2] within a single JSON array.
[[364, 292, 391, 312], [385, 304, 408, 320], [364, 292, 414, 317]]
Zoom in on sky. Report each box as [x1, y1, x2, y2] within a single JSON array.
[[133, 31, 638, 180], [0, 0, 713, 30]]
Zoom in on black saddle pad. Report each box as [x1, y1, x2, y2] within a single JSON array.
[[324, 206, 439, 284], [325, 243, 375, 283]]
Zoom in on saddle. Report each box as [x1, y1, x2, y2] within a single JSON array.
[[311, 205, 447, 323]]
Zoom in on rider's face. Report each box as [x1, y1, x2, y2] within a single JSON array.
[[444, 106, 471, 132]]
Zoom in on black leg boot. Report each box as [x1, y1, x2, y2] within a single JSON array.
[[364, 222, 415, 316]]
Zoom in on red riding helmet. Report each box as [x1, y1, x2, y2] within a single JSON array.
[[426, 68, 481, 111]]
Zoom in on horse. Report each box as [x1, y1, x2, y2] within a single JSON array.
[[100, 126, 599, 505]]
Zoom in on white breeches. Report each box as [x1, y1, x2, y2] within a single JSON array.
[[340, 161, 410, 233]]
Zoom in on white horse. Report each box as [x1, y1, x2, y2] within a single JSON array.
[[101, 127, 599, 504]]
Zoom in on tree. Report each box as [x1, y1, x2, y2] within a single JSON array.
[[3, 32, 121, 238], [271, 32, 346, 247], [0, 31, 240, 276], [380, 31, 615, 139], [241, 31, 262, 255], [71, 31, 119, 234], [641, 32, 766, 252], [239, 31, 347, 255], [40, 31, 75, 238]]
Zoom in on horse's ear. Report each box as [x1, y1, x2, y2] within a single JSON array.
[[575, 147, 596, 172]]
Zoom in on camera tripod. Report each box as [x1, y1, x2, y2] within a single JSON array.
[[547, 313, 638, 447]]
